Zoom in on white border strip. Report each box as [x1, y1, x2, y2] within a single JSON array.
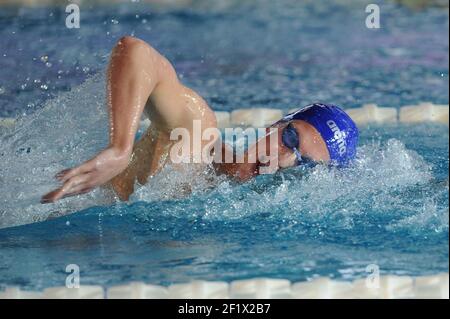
[[0, 274, 448, 299]]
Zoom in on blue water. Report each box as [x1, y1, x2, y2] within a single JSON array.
[[0, 0, 448, 291]]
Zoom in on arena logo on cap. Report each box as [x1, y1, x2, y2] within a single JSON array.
[[326, 120, 346, 156]]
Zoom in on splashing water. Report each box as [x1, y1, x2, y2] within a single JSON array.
[[128, 138, 441, 232], [0, 73, 116, 228], [0, 72, 447, 236], [2, 107, 446, 289]]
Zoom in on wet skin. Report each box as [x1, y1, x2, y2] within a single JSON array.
[[41, 36, 329, 204]]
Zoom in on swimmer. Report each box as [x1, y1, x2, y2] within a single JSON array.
[[41, 36, 359, 204]]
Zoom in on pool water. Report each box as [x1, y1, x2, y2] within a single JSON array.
[[0, 0, 448, 291]]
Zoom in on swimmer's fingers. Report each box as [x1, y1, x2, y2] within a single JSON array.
[[41, 189, 63, 204], [55, 168, 71, 179], [55, 160, 96, 182], [42, 174, 93, 203], [59, 186, 94, 200], [55, 168, 79, 182]]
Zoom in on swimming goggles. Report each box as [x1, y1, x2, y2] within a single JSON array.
[[281, 122, 314, 166]]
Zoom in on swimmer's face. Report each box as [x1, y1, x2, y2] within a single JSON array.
[[263, 120, 330, 169]]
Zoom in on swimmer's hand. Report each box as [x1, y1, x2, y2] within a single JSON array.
[[40, 146, 131, 204]]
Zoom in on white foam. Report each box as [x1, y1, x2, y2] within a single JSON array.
[[130, 163, 227, 203], [0, 73, 117, 229], [139, 118, 151, 132], [192, 137, 435, 234]]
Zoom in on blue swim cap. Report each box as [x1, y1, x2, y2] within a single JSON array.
[[281, 103, 359, 166]]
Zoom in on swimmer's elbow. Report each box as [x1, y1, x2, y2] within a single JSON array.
[[114, 36, 169, 81], [116, 36, 159, 60], [117, 35, 141, 47]]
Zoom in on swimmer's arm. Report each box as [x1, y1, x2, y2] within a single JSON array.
[[107, 36, 160, 154], [41, 36, 170, 203]]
